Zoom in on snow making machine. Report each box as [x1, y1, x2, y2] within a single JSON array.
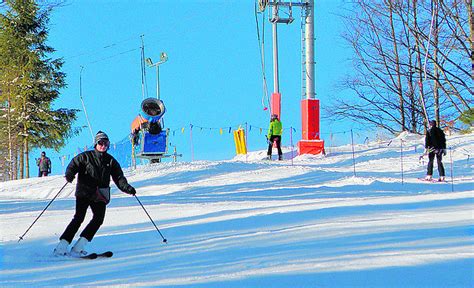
[[130, 98, 170, 163]]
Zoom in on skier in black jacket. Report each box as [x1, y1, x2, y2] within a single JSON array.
[[424, 120, 447, 181], [54, 131, 136, 257]]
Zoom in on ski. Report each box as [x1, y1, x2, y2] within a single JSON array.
[[80, 251, 113, 260], [418, 178, 447, 183]]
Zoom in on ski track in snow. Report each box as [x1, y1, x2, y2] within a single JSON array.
[[1, 132, 473, 287]]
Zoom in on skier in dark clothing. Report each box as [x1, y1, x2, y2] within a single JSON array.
[[36, 151, 51, 177], [54, 131, 136, 257], [425, 120, 447, 181]]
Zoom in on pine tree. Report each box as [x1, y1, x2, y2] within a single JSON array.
[[459, 108, 474, 128], [0, 0, 79, 180]]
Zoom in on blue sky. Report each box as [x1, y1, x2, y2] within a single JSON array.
[[35, 0, 357, 174]]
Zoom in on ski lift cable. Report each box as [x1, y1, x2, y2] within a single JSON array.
[[254, 2, 268, 109], [79, 66, 95, 143], [254, 1, 270, 113], [141, 40, 145, 100], [140, 35, 149, 100], [86, 47, 140, 65], [261, 12, 270, 113], [64, 35, 140, 60], [142, 38, 150, 99]]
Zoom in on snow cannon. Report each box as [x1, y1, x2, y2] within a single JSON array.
[[131, 98, 169, 163], [141, 98, 166, 123], [138, 98, 166, 135]]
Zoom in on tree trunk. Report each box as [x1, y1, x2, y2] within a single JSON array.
[[19, 138, 24, 179], [468, 0, 473, 80], [13, 151, 18, 180], [24, 134, 30, 179], [404, 0, 418, 133], [408, 47, 417, 132], [413, 0, 429, 126], [19, 92, 26, 179], [432, 0, 440, 124], [7, 90, 14, 181], [389, 0, 406, 131]]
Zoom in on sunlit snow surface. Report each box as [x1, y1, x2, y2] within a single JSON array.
[[1, 132, 473, 287]]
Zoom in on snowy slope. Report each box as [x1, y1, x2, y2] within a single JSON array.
[[1, 132, 473, 287]]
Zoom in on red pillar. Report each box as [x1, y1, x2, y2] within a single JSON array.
[[298, 99, 324, 154], [271, 92, 281, 118], [270, 92, 282, 148]]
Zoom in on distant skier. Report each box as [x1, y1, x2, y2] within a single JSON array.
[[266, 114, 283, 160], [36, 151, 51, 177], [54, 131, 137, 257], [424, 120, 447, 181]]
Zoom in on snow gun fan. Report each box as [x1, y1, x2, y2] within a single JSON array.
[[141, 98, 166, 122], [131, 98, 169, 163]]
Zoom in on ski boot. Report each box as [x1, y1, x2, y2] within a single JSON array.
[[70, 237, 89, 258], [53, 239, 70, 256]]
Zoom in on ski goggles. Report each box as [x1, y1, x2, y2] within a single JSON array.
[[97, 140, 110, 147]]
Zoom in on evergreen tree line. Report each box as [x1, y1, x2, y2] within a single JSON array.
[[329, 0, 473, 134], [0, 0, 79, 182]]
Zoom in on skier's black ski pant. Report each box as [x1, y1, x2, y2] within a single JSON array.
[[427, 151, 445, 177], [267, 135, 282, 157], [60, 197, 106, 243]]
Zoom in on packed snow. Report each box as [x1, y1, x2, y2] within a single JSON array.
[[1, 132, 473, 287]]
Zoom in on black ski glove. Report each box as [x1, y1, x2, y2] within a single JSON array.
[[443, 149, 447, 156], [126, 186, 136, 195], [65, 174, 75, 183]]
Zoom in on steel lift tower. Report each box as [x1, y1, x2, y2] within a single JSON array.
[[259, 0, 324, 154]]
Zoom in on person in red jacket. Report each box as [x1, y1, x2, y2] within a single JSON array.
[[425, 120, 447, 181], [53, 131, 136, 257], [36, 151, 51, 177]]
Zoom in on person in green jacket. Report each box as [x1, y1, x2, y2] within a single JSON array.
[[267, 114, 283, 160]]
